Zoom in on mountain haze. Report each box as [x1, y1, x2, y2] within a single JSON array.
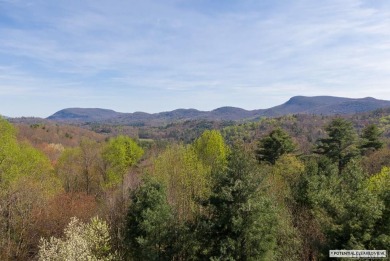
[[46, 96, 390, 125]]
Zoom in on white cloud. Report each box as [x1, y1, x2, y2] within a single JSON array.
[[1, 0, 390, 116]]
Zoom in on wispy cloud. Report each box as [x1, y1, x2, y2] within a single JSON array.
[[1, 0, 390, 116]]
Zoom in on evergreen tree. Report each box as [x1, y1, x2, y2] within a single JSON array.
[[256, 128, 296, 165], [359, 124, 383, 155], [304, 160, 383, 258], [125, 177, 173, 261], [314, 118, 359, 174], [199, 147, 278, 260]]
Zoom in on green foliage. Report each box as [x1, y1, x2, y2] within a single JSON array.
[[0, 118, 22, 185], [359, 124, 383, 154], [314, 118, 359, 174], [367, 166, 390, 192], [125, 177, 173, 261], [103, 135, 143, 187], [367, 167, 390, 249], [1, 142, 53, 188], [304, 160, 384, 256], [0, 118, 62, 259], [0, 117, 57, 191], [198, 147, 278, 260], [193, 130, 228, 172], [152, 144, 211, 221], [56, 139, 103, 195], [3, 113, 390, 260], [38, 216, 117, 261], [256, 128, 296, 165], [264, 155, 305, 261], [0, 117, 16, 144], [379, 114, 390, 131]]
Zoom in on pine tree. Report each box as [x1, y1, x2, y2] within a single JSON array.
[[314, 118, 359, 174], [359, 124, 383, 155], [256, 128, 296, 165], [304, 160, 383, 257], [125, 177, 173, 261], [199, 147, 278, 260]]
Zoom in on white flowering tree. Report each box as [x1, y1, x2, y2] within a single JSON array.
[[38, 217, 117, 261]]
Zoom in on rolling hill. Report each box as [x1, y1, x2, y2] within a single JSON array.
[[46, 96, 390, 125]]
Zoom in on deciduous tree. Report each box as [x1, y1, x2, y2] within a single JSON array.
[[0, 118, 59, 260], [152, 144, 210, 221], [367, 167, 390, 249], [102, 135, 143, 188], [192, 130, 228, 172], [38, 217, 117, 261]]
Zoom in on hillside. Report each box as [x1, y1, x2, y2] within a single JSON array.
[[45, 96, 390, 125], [263, 96, 390, 116], [47, 108, 120, 121]]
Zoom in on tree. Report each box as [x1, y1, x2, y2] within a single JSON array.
[[125, 177, 173, 261], [29, 192, 98, 244], [192, 130, 228, 172], [264, 155, 305, 261], [314, 118, 359, 174], [361, 147, 390, 175], [102, 135, 143, 188], [152, 144, 210, 221], [55, 139, 103, 195], [56, 148, 83, 193], [0, 118, 23, 185], [0, 119, 60, 260], [199, 146, 278, 260], [303, 160, 383, 257], [256, 128, 296, 165], [367, 167, 390, 250], [38, 216, 117, 261], [359, 124, 383, 155], [79, 139, 103, 195]]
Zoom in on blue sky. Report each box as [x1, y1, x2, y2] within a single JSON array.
[[1, 0, 390, 117]]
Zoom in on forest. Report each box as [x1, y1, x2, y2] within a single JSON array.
[[1, 110, 390, 260]]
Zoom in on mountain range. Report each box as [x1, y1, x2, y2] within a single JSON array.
[[46, 96, 390, 125]]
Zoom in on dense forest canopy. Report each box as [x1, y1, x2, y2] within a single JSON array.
[[1, 111, 389, 260]]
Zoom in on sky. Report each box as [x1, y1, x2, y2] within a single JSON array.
[[1, 0, 390, 117]]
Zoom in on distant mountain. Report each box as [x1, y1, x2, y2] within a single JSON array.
[[263, 96, 390, 116], [47, 108, 119, 121], [46, 96, 390, 125]]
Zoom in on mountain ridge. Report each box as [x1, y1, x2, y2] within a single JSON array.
[[46, 96, 390, 125]]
